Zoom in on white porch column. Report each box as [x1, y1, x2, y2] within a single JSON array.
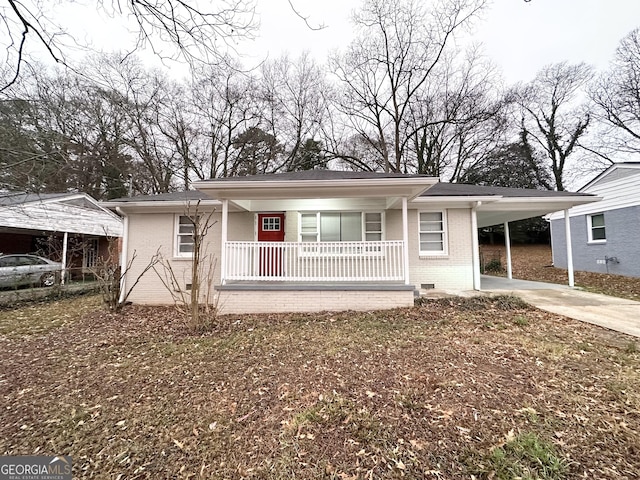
[[564, 209, 575, 287], [504, 221, 513, 280], [402, 197, 410, 285], [471, 202, 481, 290], [117, 208, 129, 303], [221, 199, 229, 285], [61, 231, 68, 285]]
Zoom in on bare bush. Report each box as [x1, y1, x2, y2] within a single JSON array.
[[154, 201, 219, 331]]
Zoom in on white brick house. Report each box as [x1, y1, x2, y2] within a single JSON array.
[[104, 171, 598, 314]]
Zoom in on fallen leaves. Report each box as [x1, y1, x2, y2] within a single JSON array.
[[489, 244, 640, 301], [0, 294, 638, 478]]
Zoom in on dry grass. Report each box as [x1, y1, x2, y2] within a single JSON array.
[[482, 244, 640, 301], [1, 294, 639, 479]]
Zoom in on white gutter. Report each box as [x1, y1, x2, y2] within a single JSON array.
[[116, 207, 129, 303], [102, 200, 221, 209]]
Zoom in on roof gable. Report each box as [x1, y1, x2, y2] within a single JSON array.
[[580, 162, 640, 192]]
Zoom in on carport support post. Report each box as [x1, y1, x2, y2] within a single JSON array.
[[471, 202, 481, 290], [61, 231, 68, 285], [564, 209, 575, 287], [504, 221, 513, 280]]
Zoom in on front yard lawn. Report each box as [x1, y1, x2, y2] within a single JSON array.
[[1, 295, 639, 479]]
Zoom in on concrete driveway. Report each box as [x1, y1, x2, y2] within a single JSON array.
[[481, 275, 640, 338]]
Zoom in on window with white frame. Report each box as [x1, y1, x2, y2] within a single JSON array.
[[588, 213, 606, 242], [419, 211, 447, 255], [176, 215, 196, 256], [299, 212, 384, 242]]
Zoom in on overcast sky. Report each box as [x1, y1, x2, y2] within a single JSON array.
[[45, 0, 640, 86], [247, 0, 640, 84]]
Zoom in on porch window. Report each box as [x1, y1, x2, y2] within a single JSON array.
[[588, 213, 606, 243], [419, 211, 447, 256], [83, 238, 99, 268], [299, 212, 384, 242], [176, 215, 196, 256], [262, 216, 281, 231]]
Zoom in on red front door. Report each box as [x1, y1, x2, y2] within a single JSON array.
[[257, 213, 285, 276]]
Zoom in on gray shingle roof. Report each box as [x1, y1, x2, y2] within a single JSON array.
[[109, 173, 593, 203], [422, 183, 592, 198], [108, 190, 212, 203], [0, 192, 72, 206], [197, 170, 430, 182]]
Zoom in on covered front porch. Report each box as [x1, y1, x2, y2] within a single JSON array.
[[192, 172, 438, 313], [194, 171, 438, 290]]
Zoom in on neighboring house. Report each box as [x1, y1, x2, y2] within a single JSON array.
[[548, 162, 640, 278], [0, 192, 123, 278], [104, 170, 597, 314]]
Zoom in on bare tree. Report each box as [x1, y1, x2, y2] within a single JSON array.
[[329, 0, 487, 173], [1, 0, 257, 91], [154, 201, 218, 330], [0, 65, 134, 197], [512, 61, 594, 191], [91, 54, 181, 194], [190, 60, 261, 178], [591, 28, 640, 158], [259, 52, 329, 171], [405, 48, 507, 181]]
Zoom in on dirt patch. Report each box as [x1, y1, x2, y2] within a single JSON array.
[[1, 295, 639, 478], [482, 244, 640, 301]]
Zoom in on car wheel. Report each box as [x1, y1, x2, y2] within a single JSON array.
[[40, 272, 57, 287]]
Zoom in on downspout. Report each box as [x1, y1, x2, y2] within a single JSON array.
[[116, 207, 129, 303], [471, 201, 482, 290]]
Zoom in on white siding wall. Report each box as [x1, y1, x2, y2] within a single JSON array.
[[548, 169, 640, 220]]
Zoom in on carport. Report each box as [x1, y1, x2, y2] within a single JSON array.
[[0, 193, 123, 282], [420, 184, 602, 289]]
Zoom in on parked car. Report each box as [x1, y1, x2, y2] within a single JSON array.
[[0, 254, 63, 288]]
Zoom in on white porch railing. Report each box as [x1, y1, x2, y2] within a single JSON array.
[[224, 241, 405, 282]]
